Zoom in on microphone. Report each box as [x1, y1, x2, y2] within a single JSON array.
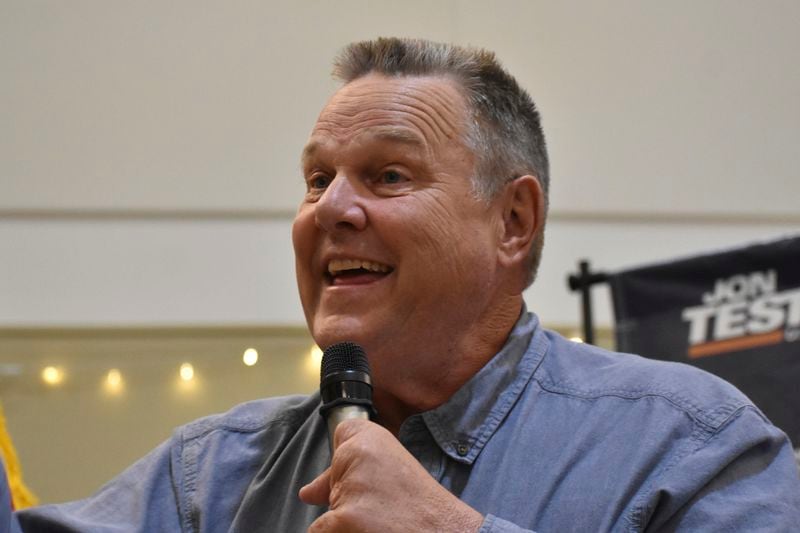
[[318, 341, 375, 456]]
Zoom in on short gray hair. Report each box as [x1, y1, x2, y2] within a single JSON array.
[[332, 37, 549, 286]]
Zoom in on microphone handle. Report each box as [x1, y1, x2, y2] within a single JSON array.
[[326, 404, 370, 456]]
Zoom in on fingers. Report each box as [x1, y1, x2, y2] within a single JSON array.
[[300, 420, 392, 516], [332, 417, 373, 450], [298, 467, 331, 506], [301, 418, 486, 532], [306, 509, 346, 533]]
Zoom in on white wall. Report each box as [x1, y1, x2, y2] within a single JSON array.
[[2, 217, 796, 329], [2, 0, 799, 328]]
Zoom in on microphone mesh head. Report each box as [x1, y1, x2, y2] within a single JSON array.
[[320, 342, 370, 380]]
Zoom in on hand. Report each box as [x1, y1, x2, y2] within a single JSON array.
[[299, 418, 483, 532]]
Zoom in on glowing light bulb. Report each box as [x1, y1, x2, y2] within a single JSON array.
[[569, 336, 584, 343], [180, 363, 195, 381], [243, 348, 259, 367], [104, 368, 124, 394], [107, 369, 122, 386], [42, 366, 64, 386]]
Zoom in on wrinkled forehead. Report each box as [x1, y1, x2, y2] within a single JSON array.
[[305, 74, 471, 157]]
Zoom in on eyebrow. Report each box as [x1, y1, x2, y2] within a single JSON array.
[[300, 126, 427, 167], [300, 142, 321, 168], [368, 126, 426, 147]]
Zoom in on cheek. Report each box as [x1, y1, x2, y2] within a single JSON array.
[[291, 211, 318, 297], [401, 199, 458, 250], [403, 223, 493, 292], [291, 209, 314, 263], [407, 200, 493, 265]]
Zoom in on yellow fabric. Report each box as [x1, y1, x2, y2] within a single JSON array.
[[0, 404, 38, 509]]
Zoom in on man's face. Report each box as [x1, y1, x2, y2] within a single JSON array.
[[292, 74, 506, 378]]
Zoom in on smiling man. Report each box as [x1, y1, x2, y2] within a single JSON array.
[[291, 70, 537, 439], [16, 38, 800, 532]]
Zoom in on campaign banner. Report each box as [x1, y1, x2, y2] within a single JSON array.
[[609, 235, 800, 447]]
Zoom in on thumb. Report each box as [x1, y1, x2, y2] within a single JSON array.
[[298, 467, 331, 506]]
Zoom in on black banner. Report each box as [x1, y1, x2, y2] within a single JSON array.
[[609, 235, 800, 446]]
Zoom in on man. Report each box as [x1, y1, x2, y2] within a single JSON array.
[[17, 37, 800, 532]]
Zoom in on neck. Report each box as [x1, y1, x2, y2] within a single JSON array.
[[372, 296, 523, 436]]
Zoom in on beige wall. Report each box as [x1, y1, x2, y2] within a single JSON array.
[[3, 1, 799, 216], [1, 327, 320, 503]]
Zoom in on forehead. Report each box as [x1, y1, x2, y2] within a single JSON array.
[[304, 74, 470, 160]]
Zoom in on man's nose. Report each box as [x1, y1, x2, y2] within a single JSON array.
[[314, 175, 367, 233]]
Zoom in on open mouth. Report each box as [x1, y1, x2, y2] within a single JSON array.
[[327, 258, 394, 285]]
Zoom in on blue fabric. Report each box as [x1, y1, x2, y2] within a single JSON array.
[[17, 312, 800, 532], [0, 463, 22, 533]]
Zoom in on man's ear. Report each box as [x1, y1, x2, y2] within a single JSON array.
[[497, 175, 544, 269]]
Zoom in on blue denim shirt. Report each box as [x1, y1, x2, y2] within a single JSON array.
[[1, 466, 23, 533], [17, 312, 800, 531]]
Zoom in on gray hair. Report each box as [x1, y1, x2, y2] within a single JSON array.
[[332, 37, 549, 286]]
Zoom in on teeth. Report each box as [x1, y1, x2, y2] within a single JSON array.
[[328, 258, 391, 276]]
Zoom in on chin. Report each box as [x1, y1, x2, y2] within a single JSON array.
[[310, 314, 370, 350]]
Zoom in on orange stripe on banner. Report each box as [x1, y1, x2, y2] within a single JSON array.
[[688, 330, 784, 359]]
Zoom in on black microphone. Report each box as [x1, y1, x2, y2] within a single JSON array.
[[318, 342, 376, 456]]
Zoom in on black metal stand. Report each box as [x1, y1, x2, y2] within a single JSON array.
[[567, 260, 608, 345]]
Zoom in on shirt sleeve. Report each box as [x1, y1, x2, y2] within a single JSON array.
[[1, 464, 23, 533], [639, 406, 800, 531], [14, 437, 186, 533]]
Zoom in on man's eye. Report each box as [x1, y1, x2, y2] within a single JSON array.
[[381, 171, 405, 184], [309, 175, 331, 189]]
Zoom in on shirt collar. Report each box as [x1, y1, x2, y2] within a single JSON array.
[[419, 307, 550, 464]]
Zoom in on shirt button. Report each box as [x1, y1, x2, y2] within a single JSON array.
[[456, 443, 469, 456]]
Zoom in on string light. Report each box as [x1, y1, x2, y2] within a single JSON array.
[[42, 366, 64, 387], [179, 363, 195, 382], [104, 368, 124, 394], [242, 348, 259, 367], [41, 366, 64, 386]]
